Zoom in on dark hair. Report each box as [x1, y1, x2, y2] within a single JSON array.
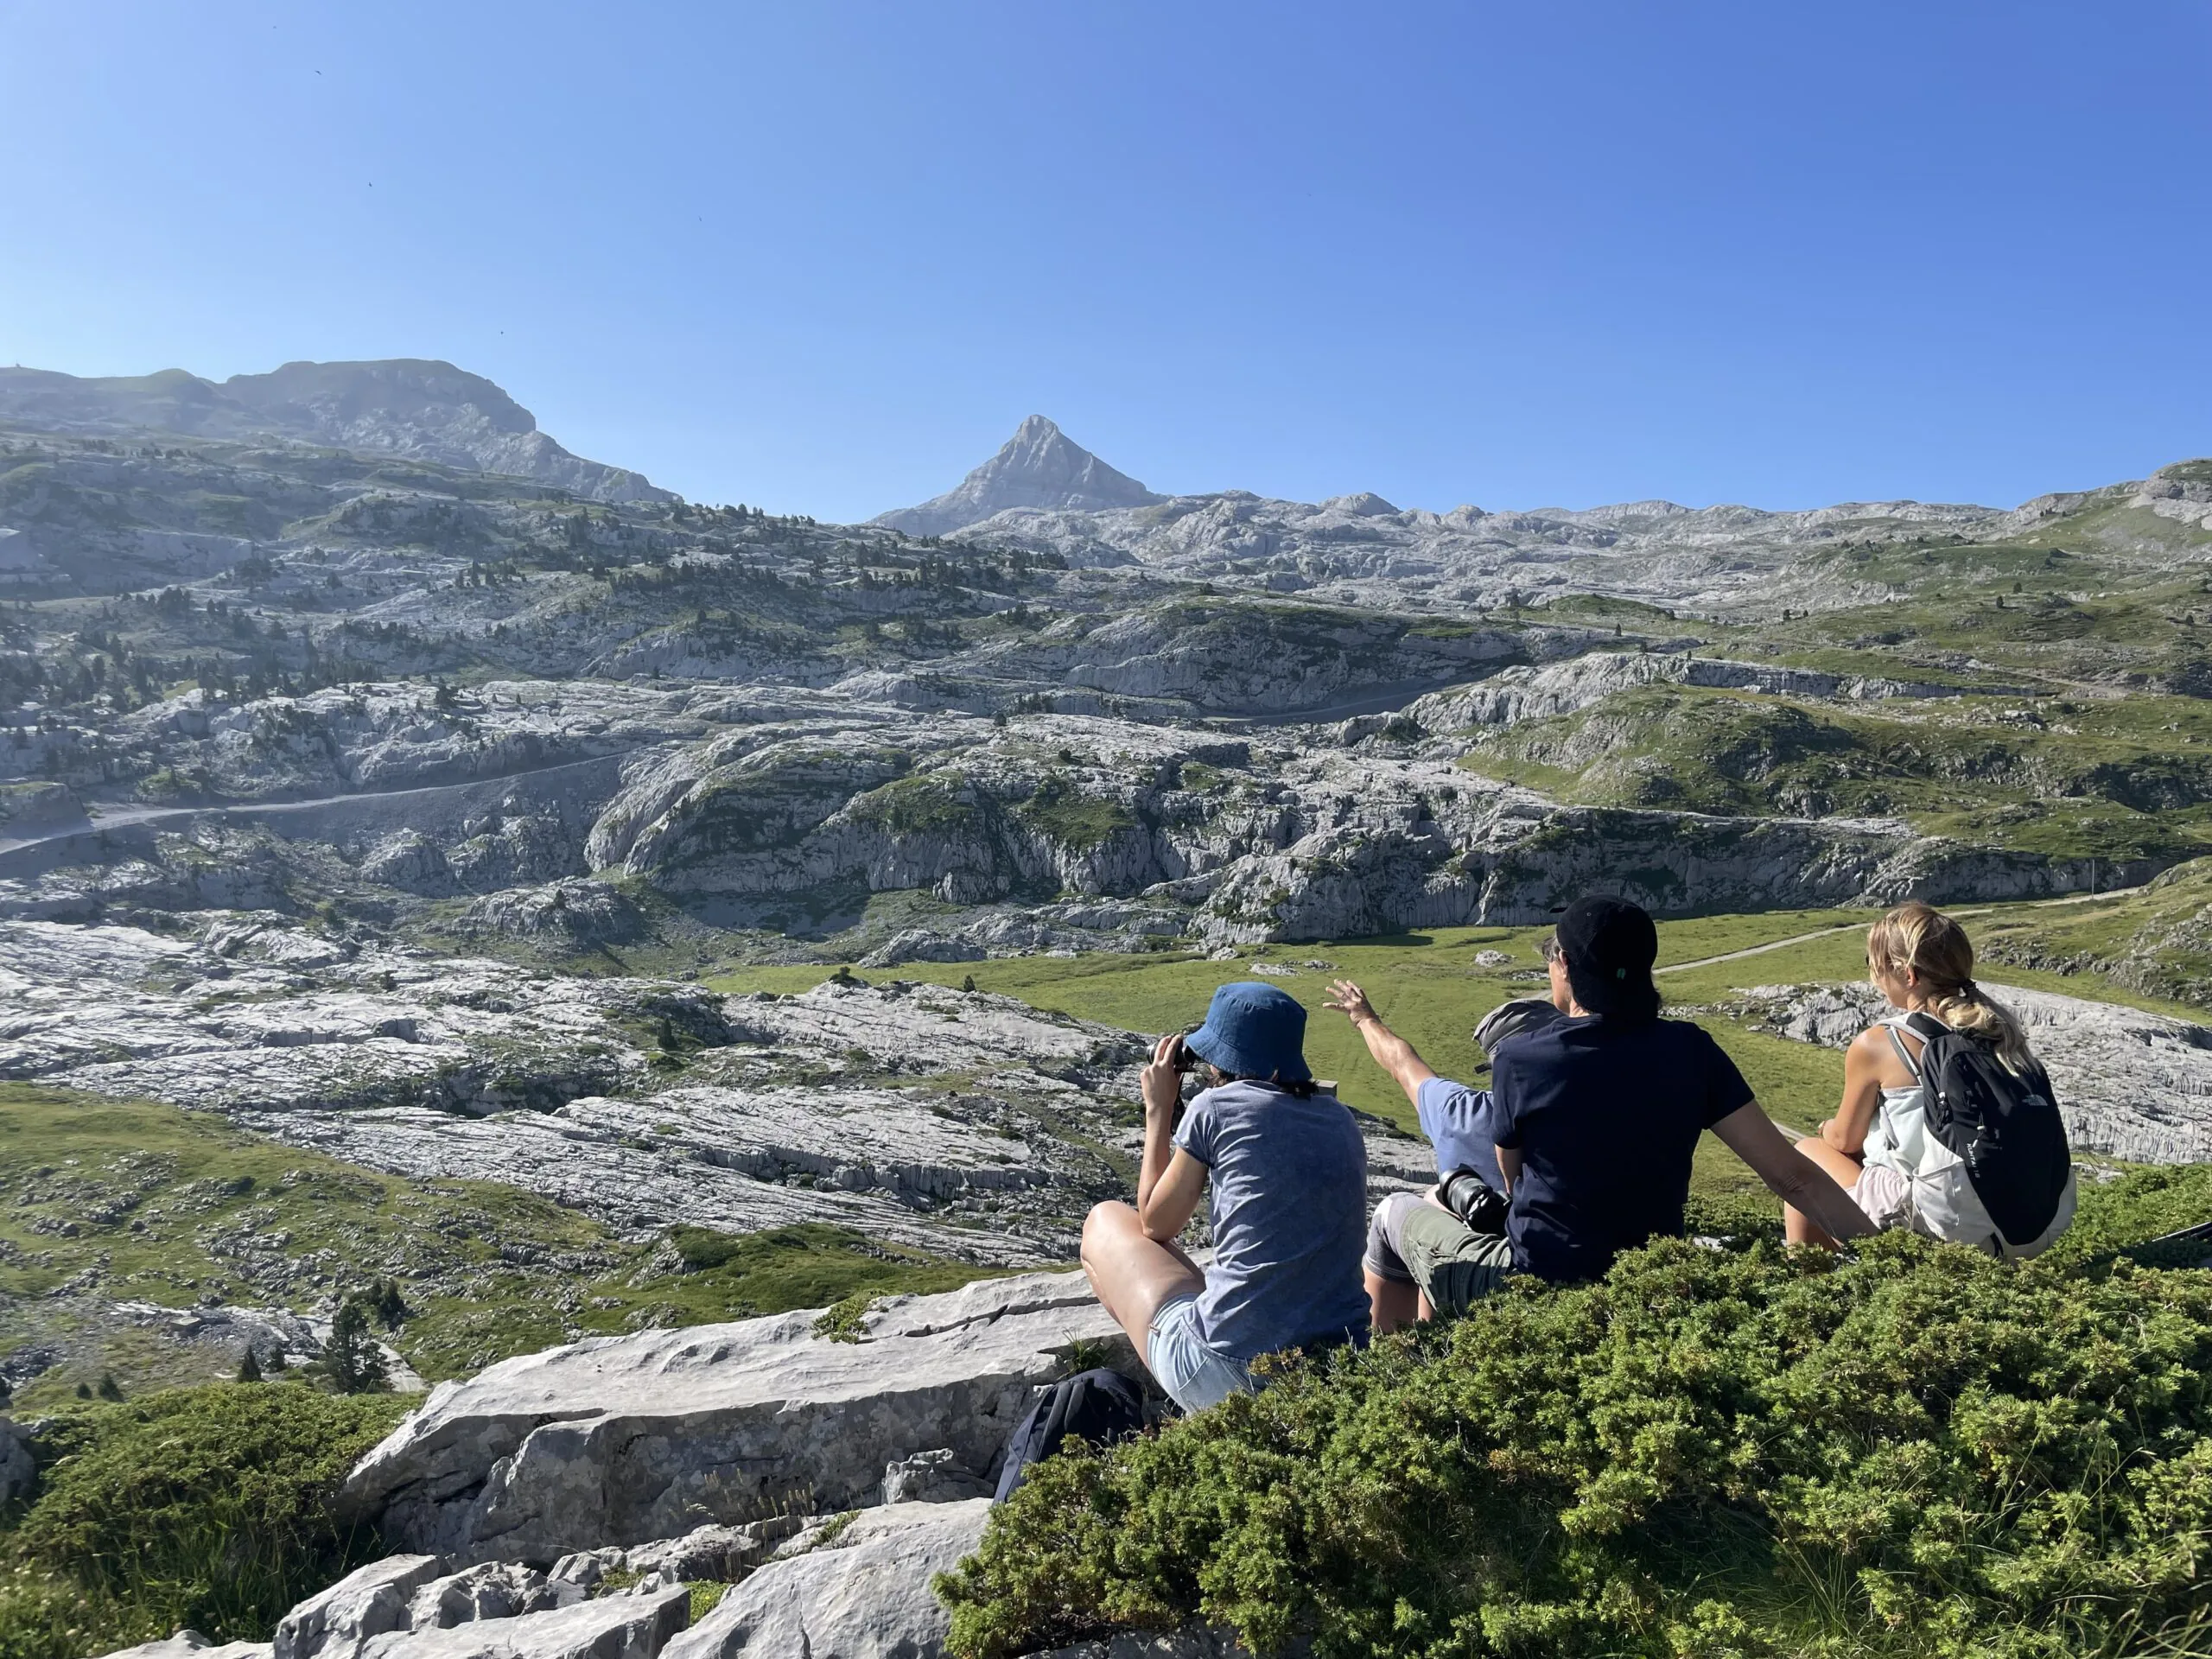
[[1552, 897, 1664, 1027], [1205, 1065, 1321, 1099], [1565, 961, 1662, 1025]]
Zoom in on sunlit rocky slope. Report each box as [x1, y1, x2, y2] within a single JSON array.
[[1, 359, 2209, 1424]]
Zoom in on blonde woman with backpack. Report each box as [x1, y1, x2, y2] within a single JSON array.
[[1787, 901, 2076, 1257]]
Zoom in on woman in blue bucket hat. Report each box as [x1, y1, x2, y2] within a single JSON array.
[[1080, 980, 1370, 1413]]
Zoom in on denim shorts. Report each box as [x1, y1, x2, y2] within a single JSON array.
[[1146, 1294, 1254, 1414]]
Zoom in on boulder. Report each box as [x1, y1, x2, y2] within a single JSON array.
[[275, 1554, 446, 1659], [0, 1415, 35, 1505], [355, 1586, 690, 1659], [345, 1271, 1133, 1565], [879, 1447, 992, 1504], [94, 1637, 273, 1659], [660, 1499, 989, 1659], [408, 1564, 574, 1629]]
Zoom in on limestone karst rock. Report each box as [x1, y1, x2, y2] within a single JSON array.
[[93, 1637, 275, 1659], [0, 362, 668, 504], [365, 1587, 689, 1659], [660, 1500, 992, 1659], [872, 416, 1162, 537], [275, 1555, 449, 1659], [341, 1269, 1136, 1565]]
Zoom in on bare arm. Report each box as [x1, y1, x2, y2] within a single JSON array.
[[1821, 1029, 1893, 1155], [1140, 1150, 1207, 1243], [1711, 1100, 1878, 1243], [1323, 979, 1437, 1105], [1496, 1142, 1522, 1197], [1135, 1032, 1206, 1241]]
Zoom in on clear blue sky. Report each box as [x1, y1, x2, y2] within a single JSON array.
[[3, 3, 2208, 521]]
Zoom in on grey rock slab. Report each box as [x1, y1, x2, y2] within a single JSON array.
[[660, 1498, 991, 1659], [355, 1586, 690, 1659], [408, 1563, 573, 1629], [345, 1271, 1132, 1566], [275, 1554, 447, 1659], [879, 1447, 992, 1504], [94, 1637, 274, 1659]]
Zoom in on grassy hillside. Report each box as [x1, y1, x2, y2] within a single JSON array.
[[0, 1084, 994, 1404], [1972, 856, 2212, 1009], [711, 900, 2205, 1202], [1458, 683, 2212, 863]]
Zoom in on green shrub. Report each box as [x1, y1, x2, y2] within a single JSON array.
[[1, 1385, 410, 1658], [938, 1224, 2212, 1659]]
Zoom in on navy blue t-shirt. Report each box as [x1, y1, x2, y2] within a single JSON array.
[[1489, 1016, 1754, 1282]]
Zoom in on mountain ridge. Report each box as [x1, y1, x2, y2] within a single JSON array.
[[0, 358, 671, 505]]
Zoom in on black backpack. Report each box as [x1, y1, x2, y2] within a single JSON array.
[[1901, 1011, 2072, 1249], [993, 1367, 1147, 1503]]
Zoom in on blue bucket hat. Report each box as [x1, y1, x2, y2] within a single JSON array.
[[1184, 981, 1312, 1083]]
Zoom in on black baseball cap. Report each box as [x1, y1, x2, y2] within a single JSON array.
[[1553, 896, 1659, 1018]]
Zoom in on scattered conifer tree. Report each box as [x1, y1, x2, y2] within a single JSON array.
[[321, 1299, 388, 1395]]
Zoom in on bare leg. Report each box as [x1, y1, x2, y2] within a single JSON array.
[[1081, 1201, 1205, 1370], [1367, 1268, 1419, 1335], [1786, 1138, 1866, 1249]]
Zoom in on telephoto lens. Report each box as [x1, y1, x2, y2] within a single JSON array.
[[1439, 1166, 1509, 1235]]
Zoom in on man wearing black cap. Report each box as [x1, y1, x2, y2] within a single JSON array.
[[1332, 896, 1874, 1328]]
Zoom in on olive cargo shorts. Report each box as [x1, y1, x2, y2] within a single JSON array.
[[1363, 1190, 1516, 1317]]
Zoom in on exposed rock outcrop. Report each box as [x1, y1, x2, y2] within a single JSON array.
[[0, 362, 669, 504], [93, 1636, 273, 1659], [662, 1500, 990, 1659], [873, 417, 1160, 538], [343, 1270, 1135, 1565]]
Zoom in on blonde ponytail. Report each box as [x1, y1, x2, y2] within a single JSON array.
[[1867, 902, 2032, 1068]]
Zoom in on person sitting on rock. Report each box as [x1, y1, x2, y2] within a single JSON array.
[[1323, 990, 1566, 1268], [1785, 901, 2076, 1255], [1326, 896, 1877, 1331], [1080, 981, 1370, 1414]]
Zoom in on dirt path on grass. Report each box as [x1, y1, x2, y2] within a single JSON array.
[[1656, 884, 2150, 977]]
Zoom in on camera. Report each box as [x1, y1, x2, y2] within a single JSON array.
[[1438, 1166, 1509, 1236]]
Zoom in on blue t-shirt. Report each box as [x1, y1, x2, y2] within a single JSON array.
[[1173, 1080, 1371, 1363], [1489, 1016, 1754, 1283], [1414, 1076, 1508, 1191]]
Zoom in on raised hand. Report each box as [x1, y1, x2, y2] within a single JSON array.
[[1141, 1031, 1184, 1120], [1323, 979, 1377, 1027]]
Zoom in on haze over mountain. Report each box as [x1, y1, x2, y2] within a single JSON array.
[[870, 414, 1161, 537], [0, 359, 669, 505]]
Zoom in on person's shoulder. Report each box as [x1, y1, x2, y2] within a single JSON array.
[[1497, 1018, 1582, 1074], [1416, 1074, 1480, 1105], [1847, 1022, 1897, 1057], [1652, 1017, 1742, 1067]]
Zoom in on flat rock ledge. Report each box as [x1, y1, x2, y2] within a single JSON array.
[[344, 1269, 1133, 1565]]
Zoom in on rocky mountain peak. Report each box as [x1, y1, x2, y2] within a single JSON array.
[[0, 359, 669, 505], [871, 414, 1161, 537]]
